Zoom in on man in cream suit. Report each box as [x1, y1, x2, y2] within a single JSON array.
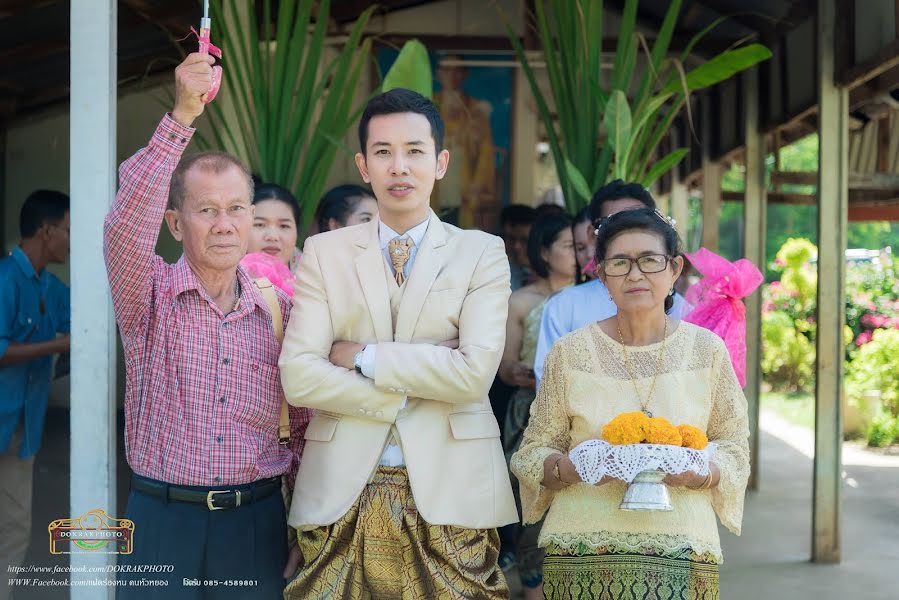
[[280, 89, 517, 599]]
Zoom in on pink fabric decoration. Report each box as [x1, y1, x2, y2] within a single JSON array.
[[240, 252, 296, 297], [683, 248, 764, 387]]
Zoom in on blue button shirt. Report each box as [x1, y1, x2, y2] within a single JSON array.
[[0, 246, 70, 458], [533, 278, 691, 384]]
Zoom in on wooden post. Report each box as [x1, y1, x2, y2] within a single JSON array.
[[743, 66, 767, 492], [670, 129, 690, 244], [70, 0, 118, 593], [814, 0, 847, 565], [701, 96, 721, 251]]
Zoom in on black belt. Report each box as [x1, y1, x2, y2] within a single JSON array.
[[131, 475, 281, 511]]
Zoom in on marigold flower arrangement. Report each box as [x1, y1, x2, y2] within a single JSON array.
[[602, 412, 708, 450]]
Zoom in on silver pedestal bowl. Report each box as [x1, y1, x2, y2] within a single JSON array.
[[618, 469, 672, 511]]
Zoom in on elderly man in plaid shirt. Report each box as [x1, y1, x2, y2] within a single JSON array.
[[104, 53, 310, 598]]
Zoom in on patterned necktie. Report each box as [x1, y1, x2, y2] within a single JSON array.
[[387, 237, 414, 286]]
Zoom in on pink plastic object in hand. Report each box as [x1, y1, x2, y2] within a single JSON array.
[[196, 25, 222, 102], [683, 248, 764, 387]]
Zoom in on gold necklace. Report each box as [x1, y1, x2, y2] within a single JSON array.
[[616, 317, 668, 418]]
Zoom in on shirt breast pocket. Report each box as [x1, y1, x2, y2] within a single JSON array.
[[12, 311, 39, 341]]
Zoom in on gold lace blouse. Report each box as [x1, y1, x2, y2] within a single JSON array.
[[510, 321, 750, 563]]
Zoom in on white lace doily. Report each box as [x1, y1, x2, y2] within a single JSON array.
[[569, 439, 717, 484]]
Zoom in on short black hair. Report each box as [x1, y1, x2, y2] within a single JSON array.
[[588, 179, 656, 222], [594, 207, 682, 313], [358, 88, 445, 153], [528, 212, 573, 279], [315, 184, 375, 233], [253, 183, 301, 227], [20, 190, 69, 238], [535, 203, 566, 218], [499, 204, 537, 228]]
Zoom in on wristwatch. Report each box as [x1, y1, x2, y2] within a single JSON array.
[[353, 348, 365, 374]]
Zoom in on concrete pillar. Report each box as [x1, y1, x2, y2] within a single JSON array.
[[813, 0, 847, 565], [70, 0, 118, 593]]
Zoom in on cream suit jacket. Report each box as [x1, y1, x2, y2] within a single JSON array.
[[279, 211, 518, 531]]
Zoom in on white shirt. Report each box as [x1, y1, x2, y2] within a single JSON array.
[[358, 217, 430, 466]]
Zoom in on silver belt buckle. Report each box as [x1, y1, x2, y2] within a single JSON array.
[[206, 489, 230, 511]]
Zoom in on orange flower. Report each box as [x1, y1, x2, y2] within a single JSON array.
[[678, 424, 708, 450], [602, 411, 650, 445], [645, 416, 683, 446]]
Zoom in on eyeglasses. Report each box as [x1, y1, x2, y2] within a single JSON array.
[[601, 254, 671, 277]]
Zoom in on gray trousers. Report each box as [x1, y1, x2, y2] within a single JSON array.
[[0, 428, 34, 600]]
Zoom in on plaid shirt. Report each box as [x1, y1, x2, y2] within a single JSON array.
[[104, 114, 309, 487]]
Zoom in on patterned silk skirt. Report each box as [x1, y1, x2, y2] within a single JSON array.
[[542, 545, 720, 600], [284, 466, 509, 600]]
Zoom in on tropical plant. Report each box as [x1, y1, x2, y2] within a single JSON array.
[[187, 0, 375, 230], [502, 0, 772, 211]]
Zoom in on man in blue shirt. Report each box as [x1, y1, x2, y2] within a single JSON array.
[[0, 190, 70, 596], [534, 181, 690, 384]]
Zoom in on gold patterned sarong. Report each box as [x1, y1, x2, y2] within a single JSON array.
[[284, 466, 509, 599], [543, 545, 720, 600]]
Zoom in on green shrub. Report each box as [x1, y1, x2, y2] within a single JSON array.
[[761, 310, 815, 392], [866, 415, 897, 448], [847, 328, 899, 416]]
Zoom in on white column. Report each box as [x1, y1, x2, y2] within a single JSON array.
[[743, 67, 767, 492], [814, 0, 847, 565], [70, 0, 118, 594]]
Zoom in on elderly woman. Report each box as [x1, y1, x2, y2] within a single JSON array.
[[511, 207, 749, 599]]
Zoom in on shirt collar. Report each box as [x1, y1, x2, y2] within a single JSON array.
[[11, 246, 38, 279], [378, 216, 430, 250], [171, 256, 266, 312]]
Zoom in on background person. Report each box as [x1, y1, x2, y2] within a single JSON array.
[[0, 190, 70, 600]]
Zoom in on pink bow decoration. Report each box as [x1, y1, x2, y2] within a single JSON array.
[[683, 248, 763, 387], [241, 252, 296, 297]]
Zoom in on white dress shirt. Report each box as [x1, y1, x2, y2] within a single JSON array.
[[358, 217, 430, 466]]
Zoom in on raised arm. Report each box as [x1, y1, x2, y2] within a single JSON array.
[[373, 236, 511, 404], [103, 53, 214, 336], [278, 238, 405, 422]]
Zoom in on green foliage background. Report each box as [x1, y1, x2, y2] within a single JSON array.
[[712, 134, 899, 278]]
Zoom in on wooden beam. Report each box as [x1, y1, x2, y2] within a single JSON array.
[[771, 170, 899, 190], [743, 66, 766, 493], [723, 189, 899, 205], [814, 0, 846, 565], [838, 37, 899, 89], [849, 204, 899, 219], [332, 0, 439, 22], [693, 0, 777, 38], [701, 96, 722, 250], [878, 114, 891, 172]]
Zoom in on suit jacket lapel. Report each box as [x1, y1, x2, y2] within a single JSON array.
[[394, 211, 448, 343], [354, 220, 393, 342]]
